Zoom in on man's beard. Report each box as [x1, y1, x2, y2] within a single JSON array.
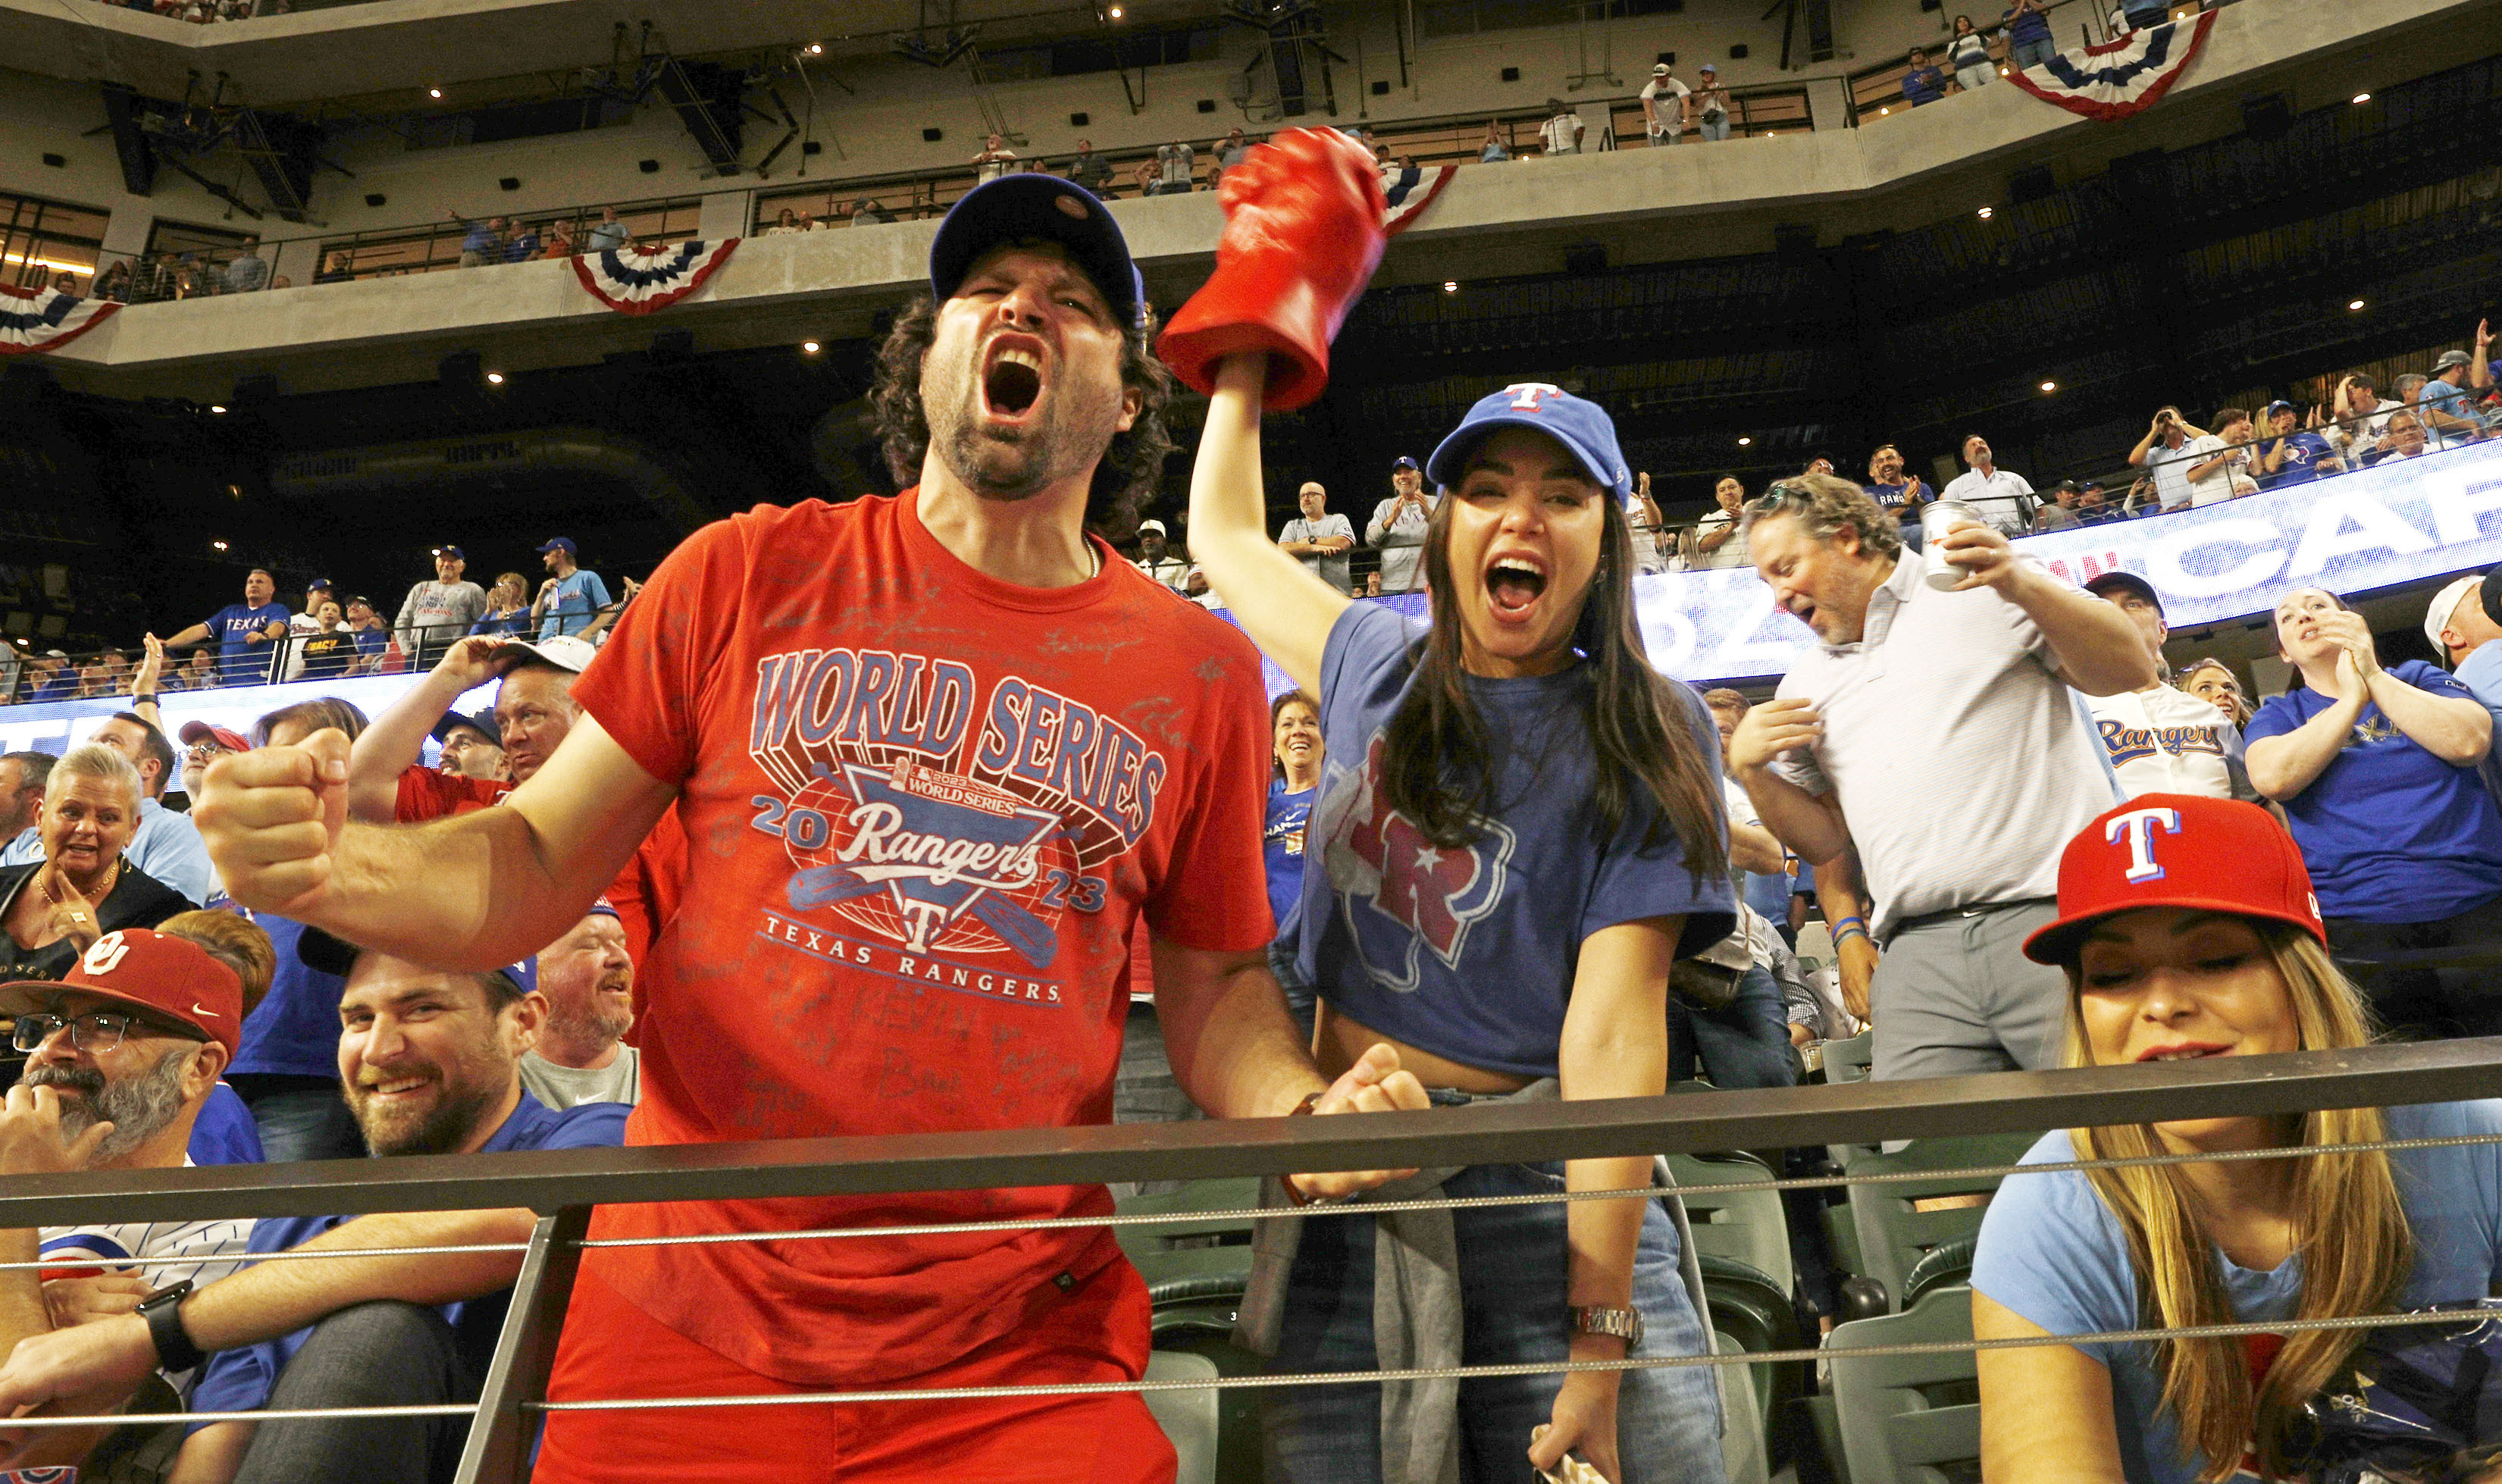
[[346, 1051, 508, 1158], [546, 978, 634, 1050], [21, 1046, 193, 1164], [920, 334, 1124, 502]]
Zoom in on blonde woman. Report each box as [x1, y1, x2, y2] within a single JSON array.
[[1971, 794, 2502, 1484], [470, 571, 532, 637]]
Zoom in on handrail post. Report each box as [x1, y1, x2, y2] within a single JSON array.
[[453, 1204, 590, 1484]]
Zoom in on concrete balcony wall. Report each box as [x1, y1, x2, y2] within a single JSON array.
[[20, 0, 2495, 404]]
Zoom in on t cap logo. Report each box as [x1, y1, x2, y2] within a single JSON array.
[[2104, 806, 2182, 884], [81, 932, 131, 977], [1505, 383, 1567, 412]]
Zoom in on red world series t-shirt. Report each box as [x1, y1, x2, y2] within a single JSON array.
[[569, 488, 1276, 1385]]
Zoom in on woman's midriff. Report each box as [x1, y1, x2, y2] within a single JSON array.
[[1313, 1001, 1533, 1095]]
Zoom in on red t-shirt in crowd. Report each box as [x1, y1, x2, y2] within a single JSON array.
[[568, 488, 1276, 1385], [396, 765, 508, 819]]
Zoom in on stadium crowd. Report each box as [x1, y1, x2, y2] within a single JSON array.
[[0, 133, 2496, 1484]]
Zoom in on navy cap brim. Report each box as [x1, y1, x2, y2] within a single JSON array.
[[929, 175, 1144, 328], [2483, 559, 2502, 631], [2084, 571, 2162, 612], [1426, 414, 1630, 499], [431, 710, 502, 748]]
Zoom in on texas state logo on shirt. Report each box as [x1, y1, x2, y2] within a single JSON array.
[[1316, 734, 1516, 991], [741, 647, 1170, 1009]]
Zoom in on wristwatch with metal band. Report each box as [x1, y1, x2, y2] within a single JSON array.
[[1570, 1304, 1644, 1350]]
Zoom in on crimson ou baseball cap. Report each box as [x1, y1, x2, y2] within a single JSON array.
[[0, 928, 246, 1060], [2022, 794, 2325, 966], [928, 174, 1146, 330], [1426, 384, 1633, 499]]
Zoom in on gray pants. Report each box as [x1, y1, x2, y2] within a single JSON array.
[[232, 1301, 477, 1484], [1870, 900, 2068, 1081]]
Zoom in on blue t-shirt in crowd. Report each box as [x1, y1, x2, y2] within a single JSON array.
[[2243, 660, 2502, 923], [2259, 430, 2338, 489], [189, 1092, 626, 1422], [203, 602, 288, 684], [459, 220, 498, 255], [2001, 3, 2053, 47], [1902, 67, 1946, 105], [2422, 378, 2475, 428], [1293, 603, 1735, 1080], [230, 913, 352, 1079], [537, 569, 612, 639], [1973, 1100, 2502, 1484], [186, 1083, 265, 1167], [2457, 641, 2502, 806], [1264, 780, 1316, 928], [349, 625, 389, 666], [470, 609, 532, 638]]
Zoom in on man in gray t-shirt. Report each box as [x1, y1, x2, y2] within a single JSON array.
[[1366, 456, 1439, 595], [393, 546, 490, 668], [518, 905, 641, 1109], [1725, 475, 2152, 1081], [1278, 481, 1356, 594]]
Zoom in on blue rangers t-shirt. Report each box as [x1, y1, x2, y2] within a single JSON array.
[[538, 569, 613, 639], [230, 913, 351, 1080], [186, 1083, 264, 1166], [188, 1092, 628, 1422], [2243, 659, 2502, 923], [2259, 430, 2338, 489], [1264, 780, 1315, 927], [1292, 603, 1734, 1080], [203, 602, 289, 684]]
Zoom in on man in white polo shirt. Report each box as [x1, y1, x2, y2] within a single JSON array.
[[2080, 571, 2255, 801], [1726, 474, 2150, 1079], [1941, 432, 2036, 533]]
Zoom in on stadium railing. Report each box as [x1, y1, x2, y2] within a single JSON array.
[[1, 1038, 2496, 1483]]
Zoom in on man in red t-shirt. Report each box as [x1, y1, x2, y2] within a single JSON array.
[[345, 632, 686, 978], [189, 170, 1424, 1482]]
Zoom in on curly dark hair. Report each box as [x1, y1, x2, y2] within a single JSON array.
[[870, 293, 1177, 538]]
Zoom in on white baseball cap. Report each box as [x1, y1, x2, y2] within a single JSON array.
[[1652, 63, 1671, 75], [1138, 519, 1168, 537], [489, 634, 599, 674], [2425, 575, 2482, 660]]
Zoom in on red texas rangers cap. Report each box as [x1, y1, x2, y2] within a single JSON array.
[[2022, 794, 2325, 966], [0, 928, 245, 1059]]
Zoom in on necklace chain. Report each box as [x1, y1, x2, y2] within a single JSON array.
[[41, 856, 119, 913]]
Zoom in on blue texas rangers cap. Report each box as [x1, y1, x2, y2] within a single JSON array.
[[928, 174, 1146, 329], [536, 537, 576, 556], [1426, 384, 1633, 499]]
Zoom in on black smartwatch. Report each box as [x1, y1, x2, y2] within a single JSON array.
[[138, 1279, 206, 1373]]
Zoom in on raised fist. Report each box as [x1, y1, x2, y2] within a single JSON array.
[[1157, 127, 1389, 412]]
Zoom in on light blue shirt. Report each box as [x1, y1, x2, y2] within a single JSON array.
[[537, 569, 612, 639], [1972, 1100, 2502, 1484], [3, 797, 216, 909], [2456, 640, 2502, 809]]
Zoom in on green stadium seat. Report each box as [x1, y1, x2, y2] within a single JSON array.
[[1825, 1287, 1981, 1484]]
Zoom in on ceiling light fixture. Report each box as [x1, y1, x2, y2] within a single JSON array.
[[1442, 280, 1458, 293], [801, 340, 822, 353], [2347, 298, 2367, 312], [427, 87, 443, 100], [484, 371, 505, 385], [2040, 380, 2059, 393], [208, 404, 227, 414], [805, 42, 823, 55], [2351, 92, 2372, 105], [1107, 4, 1123, 16], [1977, 205, 1994, 219], [211, 540, 229, 552], [1879, 106, 1890, 116], [1736, 435, 1753, 446]]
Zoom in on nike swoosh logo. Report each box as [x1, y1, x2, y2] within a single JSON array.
[[190, 1003, 221, 1018]]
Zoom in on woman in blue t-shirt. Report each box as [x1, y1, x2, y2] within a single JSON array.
[[1971, 793, 2502, 1484], [1265, 690, 1323, 928], [1190, 353, 1733, 1483], [2244, 586, 2502, 1038]]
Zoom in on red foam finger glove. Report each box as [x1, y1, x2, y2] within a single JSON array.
[[1157, 127, 1388, 412]]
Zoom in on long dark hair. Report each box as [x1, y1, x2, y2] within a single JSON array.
[[1377, 480, 1727, 887], [871, 294, 1177, 538]]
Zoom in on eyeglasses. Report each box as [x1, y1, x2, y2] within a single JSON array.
[[183, 744, 233, 763], [11, 1011, 204, 1054]]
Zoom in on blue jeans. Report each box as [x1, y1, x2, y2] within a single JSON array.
[[233, 1078, 364, 1163], [2010, 36, 2057, 69], [1668, 966, 1799, 1091], [1264, 1153, 1726, 1484], [1697, 115, 1730, 142]]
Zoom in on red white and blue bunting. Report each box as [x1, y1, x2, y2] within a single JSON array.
[[0, 283, 118, 356], [569, 239, 741, 315], [1386, 164, 1458, 237], [2004, 12, 2216, 123]]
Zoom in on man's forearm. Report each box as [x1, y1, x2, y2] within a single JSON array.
[[0, 1229, 50, 1357], [1152, 943, 1326, 1121], [180, 1210, 532, 1356], [318, 797, 643, 972], [1734, 768, 1849, 869], [2009, 568, 2159, 696]]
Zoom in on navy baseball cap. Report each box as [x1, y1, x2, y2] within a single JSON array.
[[434, 545, 465, 560], [537, 537, 576, 556], [2482, 559, 2502, 631], [299, 925, 536, 997], [307, 577, 333, 591], [2084, 570, 2163, 614], [431, 708, 501, 748], [929, 174, 1145, 328], [1391, 456, 1420, 471], [2264, 399, 2297, 418], [1426, 384, 1633, 499]]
